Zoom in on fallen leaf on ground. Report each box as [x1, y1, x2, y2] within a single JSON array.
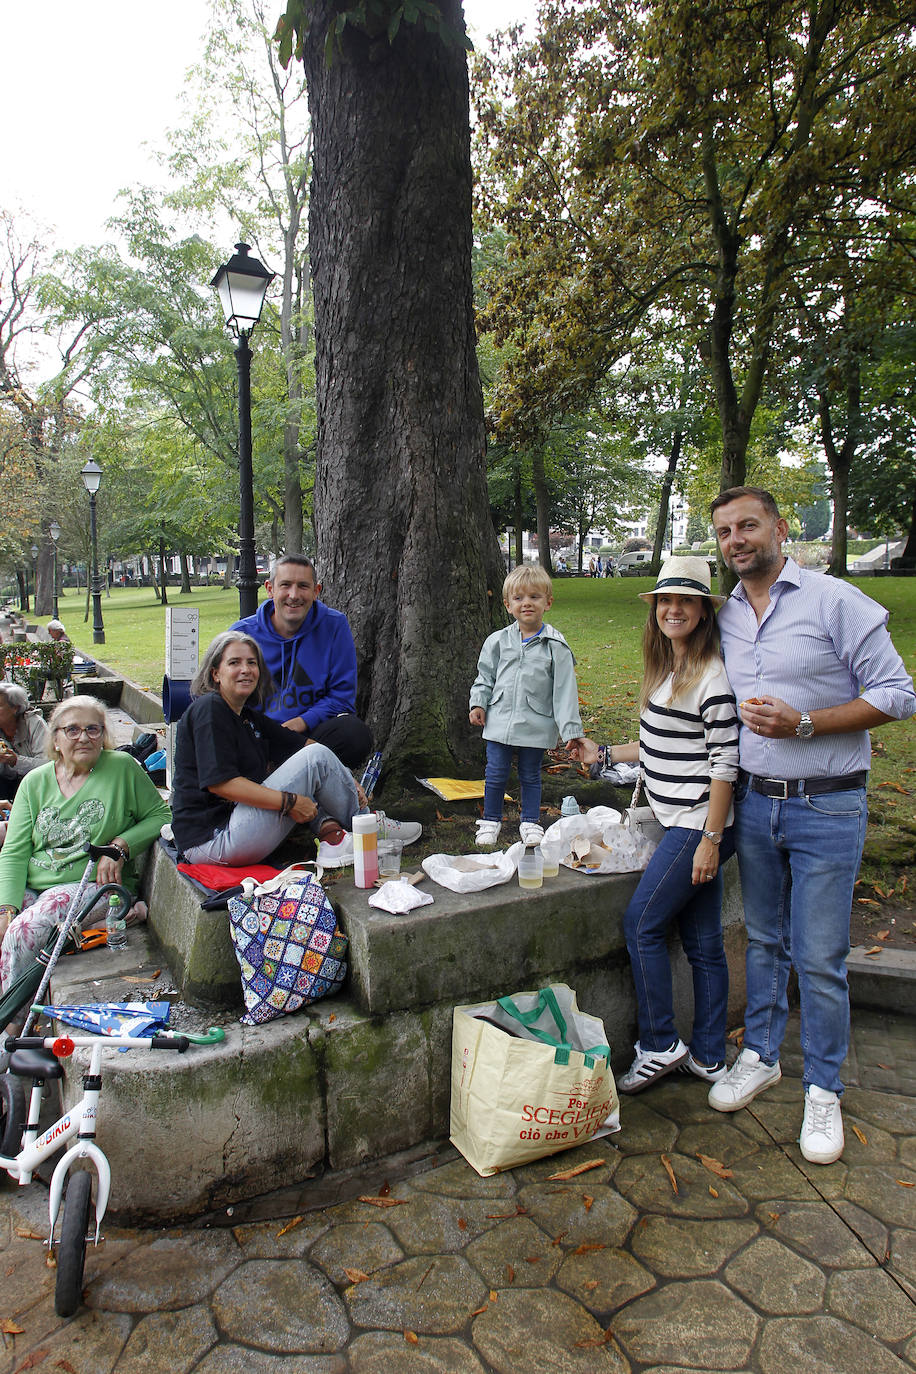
[[379, 1180, 391, 1196], [343, 1268, 370, 1284], [696, 1153, 733, 1180], [547, 1159, 604, 1180], [485, 1207, 527, 1219], [276, 1216, 303, 1238], [404, 1330, 419, 1345], [15, 1230, 44, 1242], [470, 1304, 489, 1317], [0, 1320, 24, 1335], [863, 946, 884, 956], [552, 1231, 567, 1246], [878, 1062, 892, 1070], [506, 1264, 515, 1283], [358, 1196, 408, 1208], [660, 1154, 679, 1195], [55, 1360, 77, 1373], [876, 930, 890, 940], [572, 1243, 605, 1255], [584, 1279, 599, 1290], [12, 1350, 48, 1371], [877, 781, 909, 793], [582, 1195, 594, 1211], [525, 1256, 541, 1263], [857, 899, 881, 908], [574, 1329, 615, 1348], [727, 1026, 745, 1042], [709, 1186, 719, 1198], [457, 1218, 467, 1231], [851, 1125, 868, 1145], [896, 1180, 915, 1188], [490, 1291, 499, 1303]]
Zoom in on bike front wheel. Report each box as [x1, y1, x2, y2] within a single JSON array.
[[0, 1074, 25, 1157], [55, 1170, 93, 1318]]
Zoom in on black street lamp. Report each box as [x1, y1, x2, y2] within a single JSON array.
[[80, 460, 105, 644], [30, 545, 38, 612], [49, 522, 61, 619], [210, 242, 274, 619]]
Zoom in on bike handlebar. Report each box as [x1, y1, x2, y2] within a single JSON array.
[[4, 1027, 226, 1053]]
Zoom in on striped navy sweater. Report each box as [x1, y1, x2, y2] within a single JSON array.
[[639, 660, 739, 831]]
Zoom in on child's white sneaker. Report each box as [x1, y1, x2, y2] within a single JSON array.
[[475, 819, 501, 847], [519, 822, 545, 846]]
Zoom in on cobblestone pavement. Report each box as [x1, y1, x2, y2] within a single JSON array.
[[1, 1009, 914, 1374]]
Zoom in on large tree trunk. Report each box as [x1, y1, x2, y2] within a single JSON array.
[[302, 1, 505, 779]]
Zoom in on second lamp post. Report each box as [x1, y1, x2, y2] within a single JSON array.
[[80, 460, 105, 644], [210, 242, 274, 620]]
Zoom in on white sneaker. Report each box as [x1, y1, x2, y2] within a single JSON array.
[[375, 811, 422, 845], [618, 1039, 688, 1094], [799, 1085, 844, 1164], [677, 1051, 727, 1084], [519, 822, 545, 846], [316, 832, 355, 867], [475, 819, 501, 847], [708, 1048, 781, 1112]]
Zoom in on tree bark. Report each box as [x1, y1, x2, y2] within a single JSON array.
[[531, 447, 552, 571], [303, 1, 505, 778]]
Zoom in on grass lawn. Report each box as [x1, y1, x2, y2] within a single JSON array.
[[42, 574, 916, 935]]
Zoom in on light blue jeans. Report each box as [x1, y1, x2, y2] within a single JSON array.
[[733, 780, 867, 1095], [183, 743, 360, 867]]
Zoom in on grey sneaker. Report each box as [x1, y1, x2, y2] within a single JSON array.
[[375, 812, 422, 845], [708, 1048, 781, 1112], [799, 1085, 844, 1164], [618, 1039, 688, 1094]]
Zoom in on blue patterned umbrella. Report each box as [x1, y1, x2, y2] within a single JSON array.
[[31, 1001, 172, 1037]]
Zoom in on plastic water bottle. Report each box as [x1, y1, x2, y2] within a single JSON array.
[[106, 893, 128, 950], [560, 795, 581, 817], [353, 813, 379, 889]]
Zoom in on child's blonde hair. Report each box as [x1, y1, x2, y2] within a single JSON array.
[[502, 564, 553, 601]]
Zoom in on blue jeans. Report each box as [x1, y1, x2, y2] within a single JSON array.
[[624, 825, 734, 1064], [733, 781, 867, 1094], [484, 741, 543, 824], [184, 744, 361, 867]]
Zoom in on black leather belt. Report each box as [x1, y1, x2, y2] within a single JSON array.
[[739, 769, 867, 799]]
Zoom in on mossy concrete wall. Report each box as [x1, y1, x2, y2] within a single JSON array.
[[47, 849, 748, 1222]]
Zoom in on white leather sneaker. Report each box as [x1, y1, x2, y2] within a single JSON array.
[[519, 822, 545, 846], [708, 1048, 781, 1112], [799, 1085, 844, 1164], [475, 819, 501, 847]]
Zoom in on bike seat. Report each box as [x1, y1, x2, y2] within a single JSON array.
[[8, 1048, 64, 1080]]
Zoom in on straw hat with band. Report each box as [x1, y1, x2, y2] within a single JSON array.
[[637, 556, 725, 608]]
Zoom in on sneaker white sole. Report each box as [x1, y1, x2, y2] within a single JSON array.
[[708, 1064, 781, 1112]]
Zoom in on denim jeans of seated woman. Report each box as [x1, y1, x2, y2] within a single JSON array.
[[624, 824, 735, 1066], [483, 740, 543, 825], [183, 742, 361, 867], [733, 781, 867, 1095]]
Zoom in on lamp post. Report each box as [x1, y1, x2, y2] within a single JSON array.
[[49, 522, 61, 618], [30, 545, 38, 612], [80, 460, 105, 644], [210, 242, 274, 619]]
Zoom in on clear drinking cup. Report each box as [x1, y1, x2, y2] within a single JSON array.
[[518, 848, 544, 890], [377, 839, 403, 879]]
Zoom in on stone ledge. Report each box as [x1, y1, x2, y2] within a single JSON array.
[[846, 945, 916, 1016]]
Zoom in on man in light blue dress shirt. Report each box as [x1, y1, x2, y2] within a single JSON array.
[[706, 487, 915, 1165]]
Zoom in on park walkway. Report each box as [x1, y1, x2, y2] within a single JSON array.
[[0, 1007, 913, 1373]]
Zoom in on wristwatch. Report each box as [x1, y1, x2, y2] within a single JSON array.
[[702, 829, 722, 845], [795, 711, 815, 738]]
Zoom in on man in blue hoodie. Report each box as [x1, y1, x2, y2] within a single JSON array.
[[231, 555, 373, 768]]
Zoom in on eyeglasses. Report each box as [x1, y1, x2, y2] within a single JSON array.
[[57, 723, 103, 740]]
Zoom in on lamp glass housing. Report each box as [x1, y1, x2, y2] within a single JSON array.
[[210, 243, 274, 336], [80, 460, 102, 494]]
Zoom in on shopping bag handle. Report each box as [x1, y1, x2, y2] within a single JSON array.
[[496, 988, 610, 1067]]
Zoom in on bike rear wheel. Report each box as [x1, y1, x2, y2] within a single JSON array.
[[0, 1074, 25, 1157], [55, 1170, 93, 1317]]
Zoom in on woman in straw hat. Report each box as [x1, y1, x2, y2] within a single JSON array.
[[572, 556, 740, 1093]]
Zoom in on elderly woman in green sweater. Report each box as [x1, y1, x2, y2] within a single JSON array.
[[0, 695, 170, 998]]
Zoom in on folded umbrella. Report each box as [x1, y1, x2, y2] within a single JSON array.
[[31, 1001, 172, 1037]]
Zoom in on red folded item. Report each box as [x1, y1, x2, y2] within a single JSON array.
[[178, 862, 281, 891]]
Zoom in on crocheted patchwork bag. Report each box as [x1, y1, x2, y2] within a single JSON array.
[[227, 866, 348, 1025]]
